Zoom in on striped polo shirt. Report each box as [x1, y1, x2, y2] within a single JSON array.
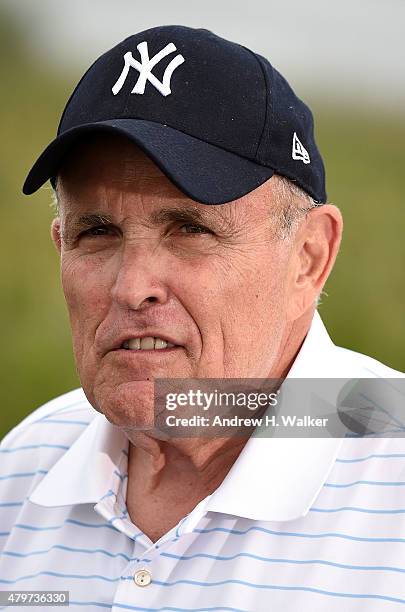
[[1, 311, 405, 611]]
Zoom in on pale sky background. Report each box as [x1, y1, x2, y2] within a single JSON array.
[[1, 0, 405, 115]]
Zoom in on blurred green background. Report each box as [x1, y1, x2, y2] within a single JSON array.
[[1, 3, 404, 439]]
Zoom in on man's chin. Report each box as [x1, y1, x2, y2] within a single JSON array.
[[89, 379, 156, 429]]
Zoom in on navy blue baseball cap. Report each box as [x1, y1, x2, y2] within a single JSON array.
[[23, 25, 326, 204]]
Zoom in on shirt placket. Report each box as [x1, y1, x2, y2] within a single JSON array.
[[95, 474, 212, 610]]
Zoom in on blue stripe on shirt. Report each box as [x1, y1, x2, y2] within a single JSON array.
[[324, 480, 405, 487], [0, 570, 122, 584], [336, 454, 405, 463], [0, 444, 70, 453], [159, 550, 405, 574], [149, 578, 405, 605], [310, 506, 405, 514], [1, 543, 137, 561], [0, 470, 48, 481], [193, 525, 405, 544]]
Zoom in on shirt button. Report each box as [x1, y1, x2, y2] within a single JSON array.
[[133, 569, 152, 587]]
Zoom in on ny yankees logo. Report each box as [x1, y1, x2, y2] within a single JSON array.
[[112, 41, 185, 97]]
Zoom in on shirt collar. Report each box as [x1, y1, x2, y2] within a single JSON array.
[[28, 408, 129, 507], [29, 310, 346, 520]]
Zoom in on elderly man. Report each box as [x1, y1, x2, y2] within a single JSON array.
[[1, 25, 404, 611]]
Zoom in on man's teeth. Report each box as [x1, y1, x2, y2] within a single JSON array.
[[122, 337, 176, 350]]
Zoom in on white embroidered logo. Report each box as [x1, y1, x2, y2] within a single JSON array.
[[112, 41, 185, 97], [292, 132, 311, 164]]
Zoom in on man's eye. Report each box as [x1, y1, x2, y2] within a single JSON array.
[[178, 223, 211, 234], [80, 225, 115, 237]]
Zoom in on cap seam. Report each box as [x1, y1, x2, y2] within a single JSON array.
[[241, 47, 270, 160], [253, 54, 278, 163]]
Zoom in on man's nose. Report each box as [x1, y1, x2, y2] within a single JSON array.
[[110, 244, 169, 311]]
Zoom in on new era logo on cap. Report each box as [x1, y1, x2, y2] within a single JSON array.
[[292, 132, 311, 164], [22, 25, 327, 204]]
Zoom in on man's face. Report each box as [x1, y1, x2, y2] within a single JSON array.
[[52, 133, 298, 428]]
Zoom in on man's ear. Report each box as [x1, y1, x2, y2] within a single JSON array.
[[287, 204, 343, 320], [50, 217, 62, 255]]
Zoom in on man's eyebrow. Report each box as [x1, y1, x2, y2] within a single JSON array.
[[62, 213, 114, 239], [65, 213, 114, 229], [149, 206, 218, 226]]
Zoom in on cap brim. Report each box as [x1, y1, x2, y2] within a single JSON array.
[[22, 119, 275, 204]]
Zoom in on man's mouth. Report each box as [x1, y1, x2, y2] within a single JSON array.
[[121, 336, 177, 351]]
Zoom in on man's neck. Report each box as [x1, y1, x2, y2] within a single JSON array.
[[269, 310, 314, 378], [125, 436, 246, 543]]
